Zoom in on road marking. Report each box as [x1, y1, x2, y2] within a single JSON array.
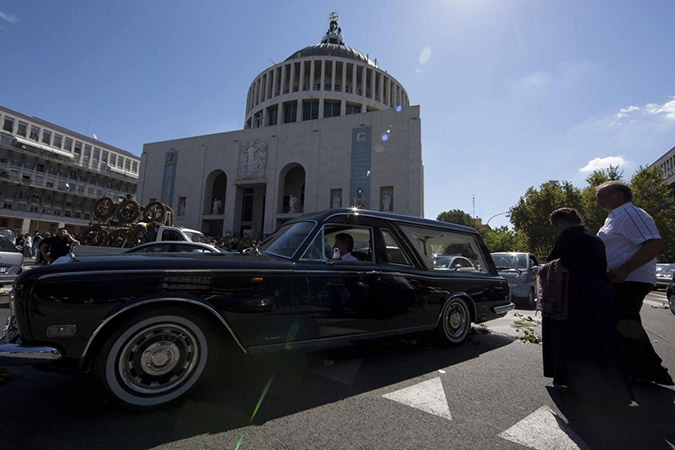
[[382, 377, 452, 421], [499, 405, 588, 449]]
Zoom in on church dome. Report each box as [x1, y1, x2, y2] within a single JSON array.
[[244, 12, 409, 129], [285, 43, 377, 68]]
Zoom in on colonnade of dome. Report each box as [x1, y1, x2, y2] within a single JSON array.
[[244, 13, 409, 129]]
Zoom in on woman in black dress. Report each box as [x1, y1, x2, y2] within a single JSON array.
[[541, 208, 633, 404]]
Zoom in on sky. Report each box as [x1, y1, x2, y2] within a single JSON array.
[[1, 0, 674, 229]]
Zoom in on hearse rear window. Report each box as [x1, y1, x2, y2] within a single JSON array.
[[398, 224, 488, 274]]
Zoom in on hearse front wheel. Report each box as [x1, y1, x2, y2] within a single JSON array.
[[94, 309, 213, 407], [436, 297, 471, 345]]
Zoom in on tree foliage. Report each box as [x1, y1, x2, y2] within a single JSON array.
[[579, 165, 624, 233], [630, 166, 675, 262], [506, 164, 673, 262], [509, 180, 581, 256], [436, 209, 475, 228], [480, 226, 521, 252]]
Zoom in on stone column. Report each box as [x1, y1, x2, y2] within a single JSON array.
[[310, 60, 315, 90]]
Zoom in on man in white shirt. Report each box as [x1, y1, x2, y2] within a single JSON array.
[[596, 181, 673, 386], [334, 233, 358, 262]]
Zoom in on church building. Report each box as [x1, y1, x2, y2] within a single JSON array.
[[138, 13, 423, 239]]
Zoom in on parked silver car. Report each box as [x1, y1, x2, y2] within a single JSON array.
[[656, 263, 674, 289], [491, 252, 540, 307], [0, 230, 24, 286]]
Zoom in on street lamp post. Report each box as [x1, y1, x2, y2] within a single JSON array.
[[487, 211, 510, 227]]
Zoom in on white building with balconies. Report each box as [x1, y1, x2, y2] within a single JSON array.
[[0, 105, 140, 236]]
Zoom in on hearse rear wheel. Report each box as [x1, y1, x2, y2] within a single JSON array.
[[94, 308, 214, 407], [436, 297, 471, 346]]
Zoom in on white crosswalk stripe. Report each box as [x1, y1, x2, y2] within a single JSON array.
[[499, 405, 588, 450], [382, 377, 452, 421]]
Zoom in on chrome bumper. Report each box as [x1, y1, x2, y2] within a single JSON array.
[[0, 339, 63, 366], [493, 302, 515, 316], [1, 314, 62, 366]]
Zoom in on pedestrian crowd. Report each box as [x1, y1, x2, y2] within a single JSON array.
[[539, 180, 672, 407]]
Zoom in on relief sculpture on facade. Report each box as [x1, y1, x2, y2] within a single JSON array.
[[238, 140, 267, 179]]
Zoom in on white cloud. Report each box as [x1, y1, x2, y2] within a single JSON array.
[[579, 156, 626, 173], [645, 98, 675, 120], [616, 105, 639, 118], [0, 11, 18, 24]]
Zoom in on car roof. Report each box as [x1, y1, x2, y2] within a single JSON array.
[[286, 208, 480, 234], [128, 241, 220, 251]]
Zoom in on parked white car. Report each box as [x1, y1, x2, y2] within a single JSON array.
[[0, 230, 23, 286]]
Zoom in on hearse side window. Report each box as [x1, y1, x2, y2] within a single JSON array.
[[300, 224, 374, 262], [381, 228, 412, 266], [398, 224, 488, 274], [259, 221, 315, 259]]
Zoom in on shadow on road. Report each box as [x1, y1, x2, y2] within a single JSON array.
[[1, 331, 514, 449], [548, 384, 675, 450]]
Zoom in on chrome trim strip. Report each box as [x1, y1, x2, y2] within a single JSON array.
[[80, 297, 247, 362], [246, 324, 435, 353], [37, 267, 504, 283], [37, 268, 294, 281], [0, 340, 62, 366], [493, 302, 515, 315]]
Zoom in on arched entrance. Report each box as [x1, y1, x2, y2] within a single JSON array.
[[278, 163, 305, 214]]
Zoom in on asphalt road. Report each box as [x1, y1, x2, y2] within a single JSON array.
[[1, 290, 673, 450]]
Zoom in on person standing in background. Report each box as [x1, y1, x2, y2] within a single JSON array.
[[596, 181, 673, 386]]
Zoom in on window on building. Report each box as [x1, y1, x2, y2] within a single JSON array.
[[17, 121, 27, 137], [74, 141, 82, 155], [84, 144, 91, 158], [93, 147, 100, 162], [36, 163, 45, 172], [64, 137, 73, 151], [109, 154, 117, 167], [324, 100, 341, 118], [345, 103, 361, 115], [132, 161, 138, 173], [53, 134, 62, 148], [42, 130, 51, 145], [46, 181, 54, 188], [267, 105, 278, 126], [253, 110, 263, 128], [2, 117, 14, 133], [125, 159, 131, 171], [303, 100, 319, 121], [10, 157, 21, 167], [30, 126, 40, 141], [241, 188, 254, 222], [23, 160, 34, 170], [102, 150, 108, 163], [283, 101, 297, 123], [3, 202, 12, 209]]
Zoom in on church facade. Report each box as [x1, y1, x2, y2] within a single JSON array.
[[137, 13, 423, 239]]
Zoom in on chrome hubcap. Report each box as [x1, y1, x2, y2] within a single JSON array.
[[118, 324, 199, 394]]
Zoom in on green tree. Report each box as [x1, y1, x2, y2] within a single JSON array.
[[480, 226, 521, 252], [509, 180, 582, 256], [579, 165, 624, 233], [436, 209, 475, 228], [630, 166, 675, 262]]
